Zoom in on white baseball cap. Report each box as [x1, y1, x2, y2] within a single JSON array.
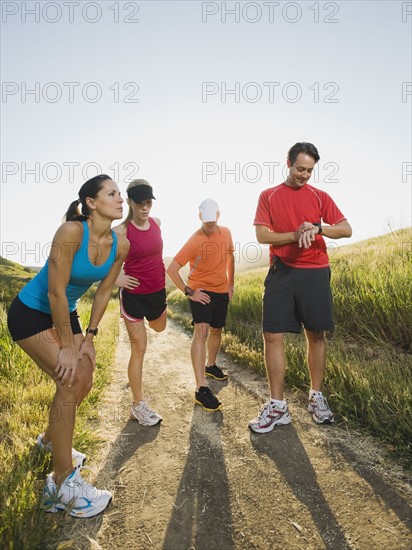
[[199, 198, 219, 222]]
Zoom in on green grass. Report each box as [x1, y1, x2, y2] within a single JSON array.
[[0, 299, 119, 550], [168, 228, 412, 464], [0, 257, 37, 308]]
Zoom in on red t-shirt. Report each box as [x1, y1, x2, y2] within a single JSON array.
[[124, 218, 165, 293], [254, 183, 346, 268]]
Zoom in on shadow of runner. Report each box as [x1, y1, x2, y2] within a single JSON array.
[[326, 440, 412, 532], [250, 424, 351, 550], [49, 419, 161, 549], [98, 418, 162, 476], [162, 406, 234, 550]]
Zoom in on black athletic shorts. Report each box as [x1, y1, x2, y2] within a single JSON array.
[[120, 288, 167, 322], [262, 260, 334, 334], [7, 296, 83, 342], [189, 291, 229, 328]]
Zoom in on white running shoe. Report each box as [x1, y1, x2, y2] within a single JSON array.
[[248, 401, 291, 433], [130, 400, 162, 426], [308, 393, 335, 424], [43, 468, 112, 518], [36, 433, 86, 469]]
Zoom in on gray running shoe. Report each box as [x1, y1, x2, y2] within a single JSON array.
[[308, 393, 335, 424], [249, 401, 291, 433], [130, 400, 163, 426]]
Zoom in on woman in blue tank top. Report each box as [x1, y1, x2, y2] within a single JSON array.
[[7, 174, 129, 518]]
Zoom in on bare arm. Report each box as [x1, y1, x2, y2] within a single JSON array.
[[227, 252, 235, 299], [166, 259, 187, 293], [298, 219, 352, 249], [86, 234, 130, 331], [48, 222, 81, 347], [255, 224, 309, 246], [319, 219, 352, 239], [112, 223, 139, 290], [77, 234, 130, 369], [166, 259, 210, 305], [47, 222, 83, 385]]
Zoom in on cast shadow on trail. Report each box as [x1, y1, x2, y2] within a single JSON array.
[[162, 402, 234, 550], [51, 417, 161, 549], [251, 424, 352, 550], [326, 440, 412, 533]]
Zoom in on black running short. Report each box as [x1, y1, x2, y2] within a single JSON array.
[[7, 296, 83, 342], [262, 260, 334, 334], [120, 288, 167, 322], [189, 291, 229, 328]]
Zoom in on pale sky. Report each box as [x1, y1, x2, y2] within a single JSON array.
[[1, 0, 411, 266]]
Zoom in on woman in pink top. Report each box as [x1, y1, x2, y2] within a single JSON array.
[[114, 179, 166, 426]]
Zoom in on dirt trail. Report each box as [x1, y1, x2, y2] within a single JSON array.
[[64, 319, 411, 550]]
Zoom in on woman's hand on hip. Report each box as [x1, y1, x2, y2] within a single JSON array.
[[116, 273, 140, 290]]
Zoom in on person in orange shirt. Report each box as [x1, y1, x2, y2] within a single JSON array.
[[167, 199, 235, 411]]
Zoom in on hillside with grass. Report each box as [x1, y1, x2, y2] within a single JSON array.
[[0, 257, 37, 306], [168, 228, 412, 463]]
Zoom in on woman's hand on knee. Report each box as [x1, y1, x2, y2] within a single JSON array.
[[79, 339, 96, 370], [55, 346, 82, 387]]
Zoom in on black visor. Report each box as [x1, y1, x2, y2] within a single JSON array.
[[127, 185, 156, 203]]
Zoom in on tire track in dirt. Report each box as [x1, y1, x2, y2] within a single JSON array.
[[63, 319, 412, 550]]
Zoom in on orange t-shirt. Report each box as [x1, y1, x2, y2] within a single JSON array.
[[174, 226, 234, 293]]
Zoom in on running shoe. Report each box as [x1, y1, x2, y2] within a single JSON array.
[[43, 468, 112, 518], [130, 400, 163, 426], [36, 433, 86, 469], [205, 364, 228, 381], [195, 386, 222, 411], [308, 393, 335, 424], [248, 401, 291, 433]]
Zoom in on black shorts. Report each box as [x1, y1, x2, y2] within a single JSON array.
[[120, 288, 167, 322], [262, 260, 334, 334], [7, 296, 83, 342], [189, 291, 229, 329]]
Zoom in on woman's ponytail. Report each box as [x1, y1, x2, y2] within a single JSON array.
[[64, 199, 88, 222], [63, 174, 112, 222]]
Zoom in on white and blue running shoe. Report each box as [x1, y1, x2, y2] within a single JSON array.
[[43, 468, 112, 518]]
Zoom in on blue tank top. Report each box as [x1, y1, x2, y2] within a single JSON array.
[[19, 221, 118, 314]]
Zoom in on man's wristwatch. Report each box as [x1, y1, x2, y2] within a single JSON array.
[[184, 286, 194, 297], [86, 327, 98, 336], [313, 223, 323, 234]]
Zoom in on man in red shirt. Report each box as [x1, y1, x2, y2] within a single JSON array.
[[167, 199, 235, 412], [249, 142, 352, 433]]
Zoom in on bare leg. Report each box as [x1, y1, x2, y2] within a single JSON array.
[[148, 309, 167, 333], [17, 330, 93, 484], [191, 323, 209, 390], [263, 332, 286, 400], [305, 329, 326, 391], [124, 319, 147, 404], [206, 327, 222, 366]]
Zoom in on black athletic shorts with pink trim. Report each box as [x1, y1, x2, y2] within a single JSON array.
[[262, 259, 334, 334], [7, 296, 82, 342], [120, 288, 167, 322], [189, 291, 229, 328]]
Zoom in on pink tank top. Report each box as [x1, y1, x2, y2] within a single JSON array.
[[124, 218, 165, 294]]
